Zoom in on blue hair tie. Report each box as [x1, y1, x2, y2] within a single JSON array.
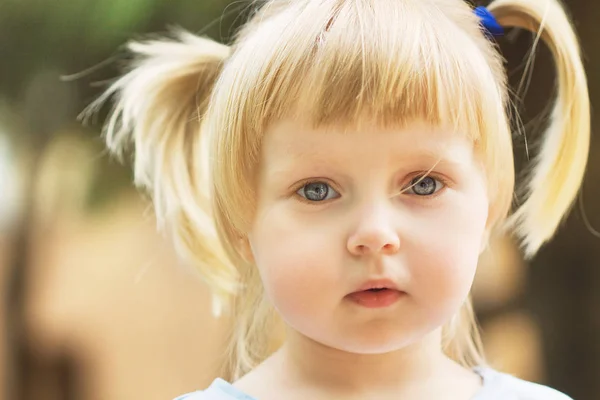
[[474, 6, 504, 38]]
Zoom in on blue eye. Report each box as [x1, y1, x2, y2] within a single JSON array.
[[297, 182, 340, 202], [406, 176, 443, 196]]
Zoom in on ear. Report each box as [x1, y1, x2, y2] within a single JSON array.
[[480, 200, 495, 255], [237, 235, 255, 264], [479, 228, 491, 255]]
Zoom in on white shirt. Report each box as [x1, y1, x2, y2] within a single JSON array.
[[174, 367, 574, 400]]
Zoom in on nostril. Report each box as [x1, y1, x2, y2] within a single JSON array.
[[356, 245, 368, 254], [348, 232, 400, 256]]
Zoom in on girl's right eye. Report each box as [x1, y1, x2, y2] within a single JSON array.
[[296, 181, 340, 202]]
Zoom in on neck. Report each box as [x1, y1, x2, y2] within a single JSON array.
[[276, 327, 458, 394]]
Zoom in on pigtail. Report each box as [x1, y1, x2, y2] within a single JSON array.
[[488, 0, 590, 257], [82, 30, 236, 315]]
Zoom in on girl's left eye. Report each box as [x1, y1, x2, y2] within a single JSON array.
[[405, 176, 444, 196], [296, 181, 340, 202]]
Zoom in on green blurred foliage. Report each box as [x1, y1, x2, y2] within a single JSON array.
[[0, 0, 244, 99], [0, 0, 245, 211]]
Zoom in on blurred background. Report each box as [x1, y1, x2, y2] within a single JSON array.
[[0, 0, 598, 399]]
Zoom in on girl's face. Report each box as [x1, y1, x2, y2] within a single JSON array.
[[247, 118, 489, 354]]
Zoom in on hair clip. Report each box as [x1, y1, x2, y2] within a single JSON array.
[[474, 6, 504, 38]]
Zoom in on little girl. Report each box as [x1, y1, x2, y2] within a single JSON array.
[[86, 0, 590, 398]]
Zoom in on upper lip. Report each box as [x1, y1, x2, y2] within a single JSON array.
[[353, 279, 400, 293]]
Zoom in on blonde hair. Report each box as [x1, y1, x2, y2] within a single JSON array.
[[84, 0, 589, 382]]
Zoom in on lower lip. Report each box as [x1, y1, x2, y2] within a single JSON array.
[[347, 289, 404, 308]]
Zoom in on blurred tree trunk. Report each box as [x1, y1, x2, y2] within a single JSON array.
[[4, 71, 79, 400]]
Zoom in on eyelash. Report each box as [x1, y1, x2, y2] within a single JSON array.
[[292, 172, 451, 203]]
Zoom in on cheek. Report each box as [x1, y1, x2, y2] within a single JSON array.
[[249, 205, 341, 316], [410, 194, 488, 306]]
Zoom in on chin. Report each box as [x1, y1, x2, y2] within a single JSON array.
[[324, 327, 425, 355]]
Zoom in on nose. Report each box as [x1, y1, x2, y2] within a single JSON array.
[[347, 205, 400, 256]]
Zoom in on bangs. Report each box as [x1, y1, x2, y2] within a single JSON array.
[[232, 0, 507, 141]]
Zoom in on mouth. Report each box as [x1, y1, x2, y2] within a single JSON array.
[[355, 279, 400, 292], [346, 279, 404, 308], [347, 288, 404, 308]]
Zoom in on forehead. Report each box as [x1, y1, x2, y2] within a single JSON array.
[[261, 118, 476, 166]]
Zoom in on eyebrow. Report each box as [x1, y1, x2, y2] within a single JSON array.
[[278, 144, 471, 168], [263, 147, 471, 187]]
